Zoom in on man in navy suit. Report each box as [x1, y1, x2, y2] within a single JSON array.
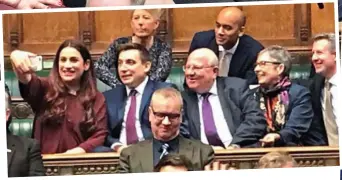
[[95, 43, 177, 153], [188, 7, 264, 85], [182, 48, 267, 149], [300, 33, 339, 146]]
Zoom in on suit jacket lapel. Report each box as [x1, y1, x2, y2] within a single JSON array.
[[230, 42, 248, 76], [7, 134, 15, 168], [216, 78, 236, 134], [178, 136, 194, 160], [138, 140, 154, 172], [140, 79, 154, 119], [188, 91, 201, 139], [117, 86, 127, 128], [209, 38, 219, 57]]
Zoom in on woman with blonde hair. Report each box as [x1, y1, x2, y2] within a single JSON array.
[[94, 8, 172, 88]]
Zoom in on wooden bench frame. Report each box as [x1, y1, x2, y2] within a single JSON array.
[[41, 146, 339, 176]]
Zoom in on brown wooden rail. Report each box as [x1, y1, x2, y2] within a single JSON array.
[[41, 146, 339, 176]]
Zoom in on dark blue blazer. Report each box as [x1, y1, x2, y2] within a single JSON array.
[[188, 30, 264, 85], [297, 74, 329, 146], [103, 79, 181, 147], [182, 77, 267, 148], [252, 83, 314, 146]]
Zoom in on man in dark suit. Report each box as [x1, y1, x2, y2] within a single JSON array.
[[95, 43, 178, 153], [182, 48, 267, 149], [5, 84, 46, 177], [300, 33, 338, 146], [119, 87, 214, 173], [188, 7, 264, 85]]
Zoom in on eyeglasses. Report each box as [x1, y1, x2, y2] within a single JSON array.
[[182, 65, 215, 72], [150, 108, 181, 121], [255, 61, 282, 67]]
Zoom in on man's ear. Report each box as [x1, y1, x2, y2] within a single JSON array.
[[238, 26, 245, 37]]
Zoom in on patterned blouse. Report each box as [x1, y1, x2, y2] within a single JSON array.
[[94, 36, 173, 88]]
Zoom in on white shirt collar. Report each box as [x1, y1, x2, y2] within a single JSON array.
[[197, 79, 218, 98], [218, 38, 240, 54], [125, 76, 149, 95], [328, 72, 338, 87]]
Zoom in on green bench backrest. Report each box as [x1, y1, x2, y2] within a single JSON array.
[[5, 63, 312, 138]]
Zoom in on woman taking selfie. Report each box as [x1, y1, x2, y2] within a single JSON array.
[[11, 39, 108, 154]]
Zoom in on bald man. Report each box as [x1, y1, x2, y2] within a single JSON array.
[[189, 7, 264, 85], [182, 48, 267, 149]]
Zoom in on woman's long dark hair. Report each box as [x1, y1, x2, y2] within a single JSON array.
[[40, 39, 97, 139]]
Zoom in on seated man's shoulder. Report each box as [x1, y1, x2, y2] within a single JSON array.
[[182, 137, 212, 150], [240, 34, 264, 49], [8, 134, 39, 149], [219, 76, 248, 88], [103, 85, 124, 97], [121, 139, 152, 154]]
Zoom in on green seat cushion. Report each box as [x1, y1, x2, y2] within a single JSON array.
[[8, 118, 34, 137]]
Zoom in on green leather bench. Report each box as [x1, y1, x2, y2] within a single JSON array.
[[5, 63, 312, 138], [8, 119, 33, 138]]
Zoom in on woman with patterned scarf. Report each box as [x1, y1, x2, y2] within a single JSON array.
[[251, 45, 314, 147]]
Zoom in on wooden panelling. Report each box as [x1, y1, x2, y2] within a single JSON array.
[[19, 12, 79, 53], [311, 3, 335, 36], [41, 146, 339, 175], [171, 6, 222, 51], [2, 3, 335, 57], [92, 10, 132, 52]]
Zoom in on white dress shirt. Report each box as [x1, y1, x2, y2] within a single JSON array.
[[321, 72, 340, 128], [218, 38, 239, 75], [197, 80, 233, 147], [111, 76, 148, 148]]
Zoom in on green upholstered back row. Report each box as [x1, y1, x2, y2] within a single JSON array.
[[6, 63, 311, 137]]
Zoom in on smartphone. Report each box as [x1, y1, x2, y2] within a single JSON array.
[[30, 56, 43, 71]]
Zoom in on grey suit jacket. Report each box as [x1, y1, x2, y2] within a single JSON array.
[[182, 77, 267, 147], [7, 133, 46, 177], [119, 136, 214, 173]]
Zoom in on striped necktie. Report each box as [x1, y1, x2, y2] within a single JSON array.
[[159, 143, 169, 159]]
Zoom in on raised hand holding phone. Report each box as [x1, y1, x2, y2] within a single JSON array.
[[10, 50, 39, 84]]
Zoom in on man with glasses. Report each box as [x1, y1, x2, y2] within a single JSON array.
[[182, 48, 267, 150], [119, 87, 214, 173], [95, 43, 179, 153]]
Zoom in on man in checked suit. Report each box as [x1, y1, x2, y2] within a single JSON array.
[[119, 87, 214, 173], [182, 48, 267, 150], [188, 7, 264, 85], [300, 33, 339, 146], [94, 43, 181, 153], [5, 84, 46, 177]]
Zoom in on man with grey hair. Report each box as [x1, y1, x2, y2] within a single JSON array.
[[5, 84, 46, 177], [119, 87, 214, 173], [253, 45, 313, 147], [301, 33, 339, 146], [182, 48, 267, 149]]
